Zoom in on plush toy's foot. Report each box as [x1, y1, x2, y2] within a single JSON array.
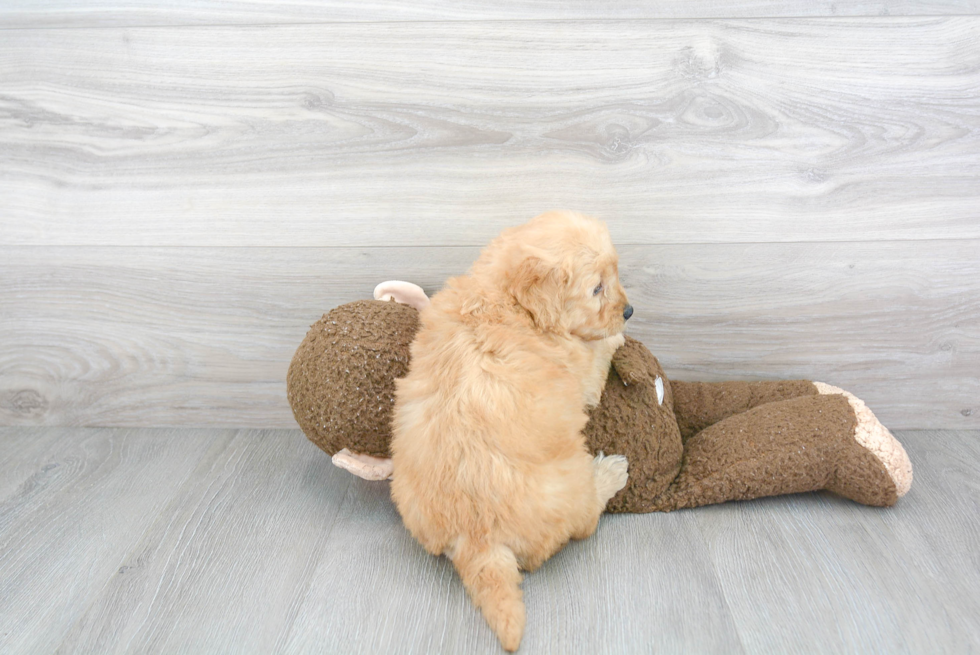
[[815, 382, 913, 500], [331, 448, 394, 481], [373, 281, 430, 311]]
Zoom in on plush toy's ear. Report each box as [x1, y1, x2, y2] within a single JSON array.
[[611, 342, 655, 387], [508, 251, 569, 332], [373, 280, 430, 311]]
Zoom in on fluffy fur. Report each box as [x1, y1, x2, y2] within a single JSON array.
[[390, 211, 632, 651]]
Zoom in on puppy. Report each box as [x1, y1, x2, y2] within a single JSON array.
[[390, 211, 633, 651]]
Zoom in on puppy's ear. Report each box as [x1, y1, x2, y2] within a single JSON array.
[[509, 253, 569, 332]]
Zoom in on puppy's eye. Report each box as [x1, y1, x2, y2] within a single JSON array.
[[593, 282, 603, 296]]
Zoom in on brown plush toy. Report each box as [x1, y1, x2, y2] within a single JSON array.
[[287, 281, 912, 512]]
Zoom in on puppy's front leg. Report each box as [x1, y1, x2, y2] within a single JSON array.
[[582, 333, 626, 408]]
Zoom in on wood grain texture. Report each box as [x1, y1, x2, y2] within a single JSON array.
[[56, 429, 351, 654], [627, 240, 980, 429], [0, 427, 224, 654], [693, 429, 980, 652], [0, 428, 976, 653], [521, 512, 744, 653], [2, 241, 976, 430], [1, 18, 978, 247], [874, 429, 980, 650], [281, 476, 744, 654], [0, 426, 77, 500], [2, 0, 979, 28], [279, 475, 504, 654], [0, 245, 469, 429]]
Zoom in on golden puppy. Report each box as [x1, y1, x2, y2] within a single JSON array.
[[390, 211, 633, 651]]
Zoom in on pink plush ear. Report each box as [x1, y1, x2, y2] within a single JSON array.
[[374, 281, 430, 311], [331, 449, 394, 481]]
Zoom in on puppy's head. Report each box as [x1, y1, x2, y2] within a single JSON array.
[[478, 211, 631, 339]]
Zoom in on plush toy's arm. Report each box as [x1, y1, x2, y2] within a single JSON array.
[[670, 380, 819, 441], [332, 449, 394, 481]]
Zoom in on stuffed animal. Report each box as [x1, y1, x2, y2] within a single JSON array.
[[287, 282, 912, 512]]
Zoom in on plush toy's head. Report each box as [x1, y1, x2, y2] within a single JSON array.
[[287, 299, 419, 458], [287, 299, 683, 512]]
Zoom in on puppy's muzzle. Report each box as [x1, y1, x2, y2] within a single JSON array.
[[623, 304, 634, 321]]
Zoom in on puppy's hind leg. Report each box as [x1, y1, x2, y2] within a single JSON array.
[[450, 537, 525, 652]]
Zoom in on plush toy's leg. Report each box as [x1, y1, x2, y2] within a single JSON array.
[[670, 379, 820, 441], [651, 390, 912, 511], [373, 280, 430, 311]]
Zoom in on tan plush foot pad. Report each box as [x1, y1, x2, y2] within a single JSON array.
[[814, 382, 913, 497]]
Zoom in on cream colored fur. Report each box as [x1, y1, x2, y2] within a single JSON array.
[[390, 211, 631, 651]]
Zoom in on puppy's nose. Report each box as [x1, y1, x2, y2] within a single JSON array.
[[623, 304, 633, 321]]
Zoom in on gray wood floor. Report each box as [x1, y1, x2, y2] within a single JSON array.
[[1, 427, 977, 654]]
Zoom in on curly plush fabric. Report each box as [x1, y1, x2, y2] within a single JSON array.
[[287, 300, 418, 457], [585, 336, 683, 512]]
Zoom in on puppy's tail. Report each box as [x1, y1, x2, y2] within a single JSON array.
[[451, 538, 525, 651]]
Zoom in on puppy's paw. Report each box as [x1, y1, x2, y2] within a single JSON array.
[[593, 452, 629, 505]]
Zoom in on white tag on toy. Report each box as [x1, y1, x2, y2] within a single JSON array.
[[655, 376, 664, 405]]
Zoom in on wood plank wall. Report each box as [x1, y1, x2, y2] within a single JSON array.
[[1, 3, 978, 429]]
